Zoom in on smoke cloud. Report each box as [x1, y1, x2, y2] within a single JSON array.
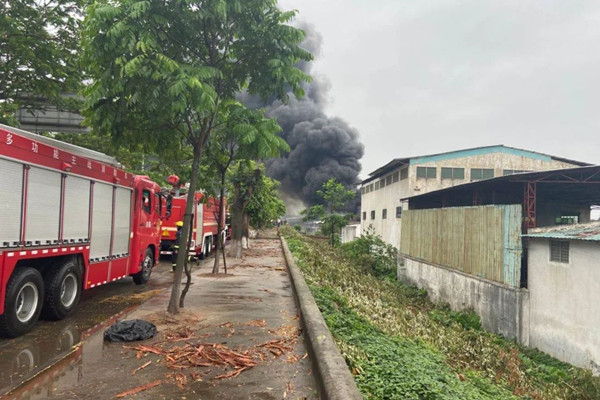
[[248, 24, 365, 208]]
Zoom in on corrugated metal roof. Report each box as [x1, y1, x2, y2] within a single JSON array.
[[524, 222, 600, 242], [362, 144, 591, 184]]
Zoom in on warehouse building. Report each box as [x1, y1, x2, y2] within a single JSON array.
[[360, 145, 588, 248]]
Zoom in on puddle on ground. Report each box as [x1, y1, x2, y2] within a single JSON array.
[[0, 307, 134, 400]]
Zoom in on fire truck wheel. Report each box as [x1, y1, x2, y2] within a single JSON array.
[[133, 248, 154, 285], [204, 237, 212, 258], [42, 261, 82, 321], [0, 267, 44, 338]]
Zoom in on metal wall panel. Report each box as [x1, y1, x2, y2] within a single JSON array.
[[25, 167, 61, 245], [90, 183, 113, 260], [400, 204, 522, 287], [0, 158, 24, 246], [112, 188, 131, 255], [63, 176, 91, 242]]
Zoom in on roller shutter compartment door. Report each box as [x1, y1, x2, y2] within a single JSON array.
[[25, 167, 61, 245], [0, 159, 24, 247], [89, 182, 113, 260], [63, 176, 91, 243], [112, 188, 132, 256]]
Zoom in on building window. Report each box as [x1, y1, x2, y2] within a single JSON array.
[[386, 175, 392, 185], [441, 167, 465, 180], [370, 210, 375, 220], [503, 169, 531, 176], [396, 206, 402, 218], [400, 168, 408, 180], [369, 184, 373, 192], [392, 171, 399, 183], [375, 181, 380, 190], [416, 166, 437, 179], [550, 241, 569, 263], [362, 211, 366, 220], [382, 209, 387, 219], [470, 168, 494, 181], [380, 178, 386, 189]]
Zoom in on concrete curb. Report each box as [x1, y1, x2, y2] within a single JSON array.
[[280, 235, 363, 400]]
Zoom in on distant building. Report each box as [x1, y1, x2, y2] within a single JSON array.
[[360, 145, 588, 248]]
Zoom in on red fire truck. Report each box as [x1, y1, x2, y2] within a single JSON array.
[[0, 124, 163, 338], [160, 191, 226, 260]]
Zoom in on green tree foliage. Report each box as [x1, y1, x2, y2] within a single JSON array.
[[81, 0, 311, 314], [246, 174, 286, 230], [228, 160, 263, 258], [303, 178, 355, 245], [0, 0, 84, 123], [300, 204, 325, 222], [318, 178, 356, 214]]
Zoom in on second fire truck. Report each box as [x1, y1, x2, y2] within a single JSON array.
[[160, 188, 227, 261]]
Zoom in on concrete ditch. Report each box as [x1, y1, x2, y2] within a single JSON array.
[[280, 235, 363, 400]]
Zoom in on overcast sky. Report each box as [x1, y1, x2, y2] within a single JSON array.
[[280, 0, 600, 178]]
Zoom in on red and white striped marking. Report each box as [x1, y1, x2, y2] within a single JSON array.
[[5, 245, 89, 258], [89, 275, 128, 288]]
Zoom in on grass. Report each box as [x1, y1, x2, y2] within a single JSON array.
[[281, 227, 600, 400]]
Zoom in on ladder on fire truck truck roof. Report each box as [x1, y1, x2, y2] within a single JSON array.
[[0, 123, 121, 167]]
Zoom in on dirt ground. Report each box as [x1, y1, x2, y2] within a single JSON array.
[[9, 237, 318, 400]]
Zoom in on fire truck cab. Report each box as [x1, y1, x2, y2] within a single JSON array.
[[0, 124, 162, 338]]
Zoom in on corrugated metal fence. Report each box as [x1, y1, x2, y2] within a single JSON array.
[[401, 205, 522, 287]]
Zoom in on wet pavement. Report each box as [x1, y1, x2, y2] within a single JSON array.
[[0, 258, 173, 399], [2, 238, 318, 400]]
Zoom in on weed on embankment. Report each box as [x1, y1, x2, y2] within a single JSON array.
[[282, 226, 600, 400]]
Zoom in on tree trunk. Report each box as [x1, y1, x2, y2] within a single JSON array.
[[228, 203, 244, 259], [167, 146, 202, 314], [242, 213, 250, 249], [212, 171, 227, 274], [179, 219, 194, 307]]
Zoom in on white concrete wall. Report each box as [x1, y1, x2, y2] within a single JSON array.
[[360, 167, 408, 248], [528, 239, 600, 372], [341, 224, 361, 244], [400, 257, 529, 342]]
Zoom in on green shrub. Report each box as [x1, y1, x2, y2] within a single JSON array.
[[430, 306, 482, 331], [341, 229, 397, 279]]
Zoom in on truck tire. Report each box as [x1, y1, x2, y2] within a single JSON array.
[[204, 237, 211, 258], [0, 268, 44, 338], [198, 241, 206, 260], [133, 248, 153, 285], [42, 260, 82, 321]]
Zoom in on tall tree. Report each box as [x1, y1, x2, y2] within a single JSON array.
[[246, 174, 286, 230], [228, 160, 263, 258], [81, 0, 311, 314], [204, 103, 288, 273], [303, 178, 355, 245], [0, 0, 84, 124]]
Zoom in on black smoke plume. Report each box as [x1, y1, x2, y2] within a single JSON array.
[[245, 24, 364, 211]]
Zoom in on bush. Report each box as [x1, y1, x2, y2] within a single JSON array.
[[341, 229, 397, 279]]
